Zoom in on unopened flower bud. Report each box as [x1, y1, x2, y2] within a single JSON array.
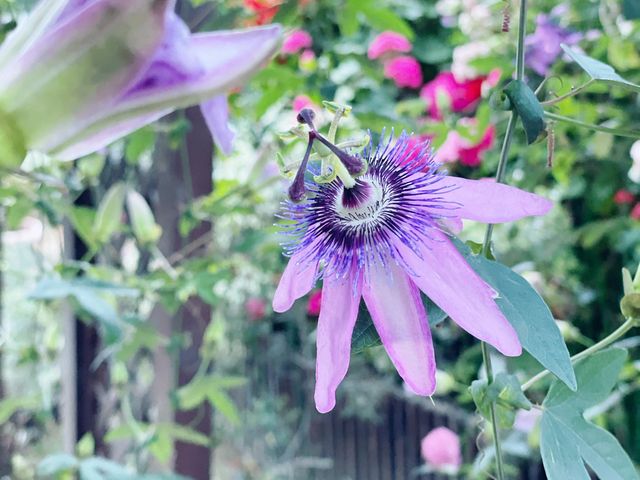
[[297, 108, 315, 127]]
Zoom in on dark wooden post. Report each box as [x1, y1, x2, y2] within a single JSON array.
[[153, 107, 214, 480]]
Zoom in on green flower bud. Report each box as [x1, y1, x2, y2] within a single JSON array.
[[126, 190, 162, 245], [94, 182, 127, 244], [620, 293, 640, 320]]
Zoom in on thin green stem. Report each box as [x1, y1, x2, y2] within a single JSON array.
[[482, 112, 518, 256], [478, 2, 528, 477], [544, 112, 640, 139], [521, 317, 637, 392], [481, 342, 506, 480], [515, 0, 528, 81], [540, 80, 595, 106]]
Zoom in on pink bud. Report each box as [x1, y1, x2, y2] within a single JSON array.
[[614, 189, 635, 205], [307, 290, 322, 316], [383, 56, 423, 89], [245, 297, 266, 321], [631, 203, 640, 220], [368, 31, 412, 59], [421, 427, 462, 470], [282, 29, 313, 54]]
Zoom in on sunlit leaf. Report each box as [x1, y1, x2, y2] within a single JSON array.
[[561, 45, 640, 93]]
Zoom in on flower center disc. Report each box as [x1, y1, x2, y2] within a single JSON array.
[[335, 178, 389, 228]]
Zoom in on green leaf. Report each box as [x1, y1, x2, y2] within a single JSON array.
[[37, 453, 79, 476], [76, 432, 95, 458], [351, 297, 448, 354], [561, 44, 640, 93], [623, 0, 640, 19], [78, 457, 130, 480], [159, 423, 210, 447], [176, 375, 244, 424], [503, 80, 546, 144], [29, 276, 137, 335], [0, 396, 40, 424], [541, 348, 639, 480], [360, 6, 414, 39], [452, 239, 576, 390], [207, 390, 240, 425]]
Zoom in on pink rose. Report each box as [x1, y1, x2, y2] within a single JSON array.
[[383, 56, 423, 89], [421, 427, 462, 470], [282, 29, 312, 54], [245, 297, 266, 321], [421, 69, 501, 119], [434, 122, 495, 167], [368, 31, 412, 59], [307, 290, 322, 316], [614, 189, 635, 205]]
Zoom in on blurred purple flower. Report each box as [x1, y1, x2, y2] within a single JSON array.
[[525, 14, 581, 76], [421, 427, 462, 470], [272, 132, 552, 413], [0, 0, 281, 164]]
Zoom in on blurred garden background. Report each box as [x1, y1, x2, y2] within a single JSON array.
[[1, 0, 640, 479]]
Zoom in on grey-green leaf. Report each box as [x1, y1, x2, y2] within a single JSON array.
[[561, 44, 640, 93], [452, 239, 576, 390], [540, 349, 638, 480]]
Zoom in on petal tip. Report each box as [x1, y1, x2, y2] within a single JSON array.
[[314, 392, 336, 414], [271, 297, 291, 313]]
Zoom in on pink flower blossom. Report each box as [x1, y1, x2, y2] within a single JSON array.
[[434, 122, 496, 167], [282, 29, 312, 54], [614, 189, 635, 205], [368, 31, 412, 59], [273, 132, 552, 413], [293, 94, 313, 112], [244, 0, 280, 25], [383, 56, 423, 89], [245, 297, 266, 320], [420, 69, 501, 119], [307, 290, 322, 316], [421, 427, 462, 470]]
